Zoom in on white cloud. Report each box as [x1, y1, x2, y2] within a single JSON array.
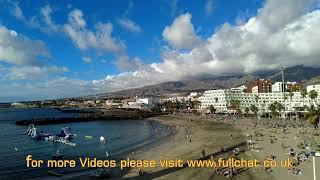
[[40, 5, 59, 32], [7, 4, 125, 55], [117, 18, 141, 33], [64, 9, 125, 54], [94, 0, 320, 92], [3, 66, 68, 80], [0, 25, 48, 66], [162, 13, 200, 49], [257, 0, 314, 31], [205, 0, 214, 16], [0, 77, 99, 102], [7, 2, 60, 34], [114, 55, 144, 71], [8, 0, 25, 20], [3, 0, 320, 102], [82, 57, 92, 63]]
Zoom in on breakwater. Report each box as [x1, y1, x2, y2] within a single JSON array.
[[16, 109, 163, 125]]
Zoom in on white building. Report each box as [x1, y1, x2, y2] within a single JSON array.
[[122, 97, 159, 110], [272, 82, 299, 93], [252, 86, 258, 93], [307, 84, 320, 94], [230, 85, 246, 92], [272, 82, 284, 92], [199, 85, 320, 115], [137, 97, 155, 106], [198, 89, 228, 113]]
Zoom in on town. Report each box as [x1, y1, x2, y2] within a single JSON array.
[[4, 79, 320, 121]]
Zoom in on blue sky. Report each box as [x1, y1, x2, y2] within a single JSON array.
[[0, 0, 319, 102]]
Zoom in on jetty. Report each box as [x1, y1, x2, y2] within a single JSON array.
[[16, 109, 163, 125]]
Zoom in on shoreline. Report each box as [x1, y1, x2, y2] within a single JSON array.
[[64, 114, 252, 180], [30, 118, 175, 180], [22, 113, 318, 180]]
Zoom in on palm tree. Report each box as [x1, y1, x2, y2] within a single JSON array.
[[191, 100, 202, 110], [209, 105, 216, 114], [288, 91, 294, 120], [261, 100, 266, 118], [244, 107, 249, 116], [305, 105, 320, 129], [250, 104, 258, 118], [269, 103, 278, 119], [300, 88, 308, 110], [309, 90, 318, 107], [228, 99, 240, 115], [276, 102, 284, 116], [163, 100, 173, 113]]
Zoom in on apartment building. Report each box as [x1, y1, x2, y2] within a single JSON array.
[[247, 79, 272, 93], [199, 85, 320, 114]]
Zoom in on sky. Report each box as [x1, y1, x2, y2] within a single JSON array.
[[0, 0, 320, 102]]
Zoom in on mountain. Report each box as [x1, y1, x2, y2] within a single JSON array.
[[267, 65, 320, 82], [92, 65, 320, 99]]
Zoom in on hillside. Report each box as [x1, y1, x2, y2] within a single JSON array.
[[92, 65, 320, 98]]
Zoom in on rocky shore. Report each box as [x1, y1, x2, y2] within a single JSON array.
[[15, 109, 163, 125]]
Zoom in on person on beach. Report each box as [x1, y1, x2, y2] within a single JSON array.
[[281, 141, 285, 149], [202, 149, 206, 157], [138, 168, 146, 176]]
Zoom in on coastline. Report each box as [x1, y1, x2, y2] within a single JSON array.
[[64, 114, 253, 180], [15, 108, 164, 125], [27, 114, 319, 180]]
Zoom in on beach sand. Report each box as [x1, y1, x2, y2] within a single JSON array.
[[64, 114, 320, 180]]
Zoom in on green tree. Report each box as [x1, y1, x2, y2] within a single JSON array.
[[163, 100, 173, 113], [244, 107, 249, 115], [191, 100, 201, 109], [276, 101, 284, 118], [305, 105, 320, 129], [269, 102, 278, 119], [209, 105, 216, 114], [228, 99, 240, 115], [250, 104, 258, 118], [309, 90, 318, 107], [300, 88, 308, 109], [288, 91, 294, 120]]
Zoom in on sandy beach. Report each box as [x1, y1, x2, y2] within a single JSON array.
[[61, 114, 320, 180]]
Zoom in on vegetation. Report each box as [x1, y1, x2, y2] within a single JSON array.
[[244, 107, 249, 115], [228, 99, 240, 115], [300, 88, 308, 109], [250, 104, 258, 118], [288, 91, 294, 120], [209, 105, 216, 114], [309, 90, 318, 106], [305, 105, 320, 129], [268, 101, 284, 119]]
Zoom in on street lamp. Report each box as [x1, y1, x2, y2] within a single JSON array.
[[281, 66, 286, 118]]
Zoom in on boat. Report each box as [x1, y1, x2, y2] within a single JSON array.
[[85, 135, 93, 139], [26, 124, 77, 146]]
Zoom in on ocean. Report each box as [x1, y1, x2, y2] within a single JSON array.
[[0, 108, 168, 179]]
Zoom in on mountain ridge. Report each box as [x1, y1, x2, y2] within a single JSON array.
[[91, 65, 320, 99]]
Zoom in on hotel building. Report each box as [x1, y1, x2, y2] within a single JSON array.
[[199, 83, 320, 115]]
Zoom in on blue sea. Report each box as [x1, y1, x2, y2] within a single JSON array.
[[0, 108, 168, 179]]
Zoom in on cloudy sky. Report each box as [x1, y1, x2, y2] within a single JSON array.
[[0, 0, 319, 102]]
